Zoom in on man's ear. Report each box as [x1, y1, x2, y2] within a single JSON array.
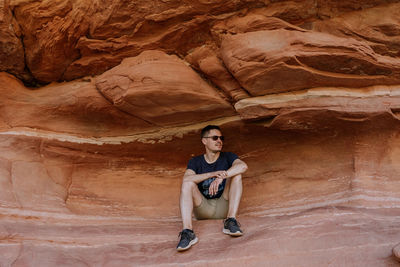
[[201, 138, 207, 145]]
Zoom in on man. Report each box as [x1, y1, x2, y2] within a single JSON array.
[[177, 125, 248, 251]]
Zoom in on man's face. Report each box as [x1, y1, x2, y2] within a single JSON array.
[[202, 129, 223, 152]]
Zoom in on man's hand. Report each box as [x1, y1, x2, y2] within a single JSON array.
[[209, 171, 228, 196], [209, 177, 223, 196]]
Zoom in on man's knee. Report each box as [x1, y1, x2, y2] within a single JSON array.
[[231, 174, 242, 184], [223, 175, 242, 199], [181, 180, 197, 193]]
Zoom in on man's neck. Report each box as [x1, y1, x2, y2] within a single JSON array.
[[204, 150, 220, 164]]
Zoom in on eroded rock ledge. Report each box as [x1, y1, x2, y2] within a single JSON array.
[[1, 0, 400, 266], [1, 1, 400, 84]]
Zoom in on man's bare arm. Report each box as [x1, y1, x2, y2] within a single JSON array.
[[209, 159, 248, 196], [183, 169, 227, 184], [221, 159, 248, 179]]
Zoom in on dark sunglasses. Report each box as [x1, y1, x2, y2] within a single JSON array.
[[204, 135, 225, 141]]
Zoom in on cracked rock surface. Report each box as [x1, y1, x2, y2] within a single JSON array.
[[1, 0, 400, 265]]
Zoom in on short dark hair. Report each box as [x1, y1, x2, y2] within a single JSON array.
[[201, 125, 221, 138]]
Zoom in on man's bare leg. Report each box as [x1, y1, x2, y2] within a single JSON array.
[[179, 180, 203, 230], [177, 180, 203, 251], [222, 174, 243, 236], [222, 174, 242, 218]]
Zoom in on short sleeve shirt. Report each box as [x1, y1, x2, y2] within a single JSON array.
[[187, 152, 239, 199]]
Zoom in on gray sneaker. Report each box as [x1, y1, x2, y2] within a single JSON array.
[[223, 217, 243, 236], [176, 229, 198, 251]]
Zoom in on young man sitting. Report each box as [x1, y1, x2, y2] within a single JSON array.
[[177, 125, 248, 251]]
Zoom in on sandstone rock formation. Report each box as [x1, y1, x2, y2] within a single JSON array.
[[95, 50, 235, 126], [0, 1, 23, 77], [221, 29, 400, 96], [1, 0, 400, 266]]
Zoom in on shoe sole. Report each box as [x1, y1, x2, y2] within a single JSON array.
[[176, 237, 198, 251], [223, 228, 243, 236]]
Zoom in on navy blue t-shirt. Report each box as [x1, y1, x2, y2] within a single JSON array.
[[187, 152, 239, 199]]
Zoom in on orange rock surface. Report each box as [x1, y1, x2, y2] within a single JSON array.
[[1, 0, 400, 265], [95, 50, 235, 126]]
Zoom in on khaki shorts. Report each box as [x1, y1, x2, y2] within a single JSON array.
[[194, 195, 229, 220]]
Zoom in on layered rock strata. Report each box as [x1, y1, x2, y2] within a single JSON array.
[[1, 0, 399, 84], [1, 0, 400, 266], [1, 116, 400, 265]]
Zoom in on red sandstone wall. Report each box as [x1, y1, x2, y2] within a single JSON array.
[[1, 0, 400, 265]]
